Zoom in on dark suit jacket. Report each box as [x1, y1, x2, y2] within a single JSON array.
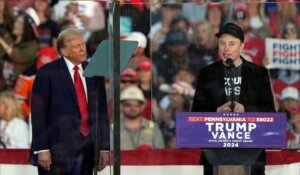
[[191, 58, 275, 170], [192, 58, 275, 113], [30, 58, 110, 170]]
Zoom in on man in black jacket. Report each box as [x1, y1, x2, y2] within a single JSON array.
[[192, 22, 275, 175]]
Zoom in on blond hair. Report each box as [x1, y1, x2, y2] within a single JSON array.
[[0, 91, 23, 121], [193, 20, 218, 49], [56, 28, 85, 55], [277, 3, 298, 26]]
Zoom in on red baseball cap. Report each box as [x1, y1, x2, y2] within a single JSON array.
[[137, 60, 152, 71], [233, 3, 249, 20], [121, 68, 138, 81]]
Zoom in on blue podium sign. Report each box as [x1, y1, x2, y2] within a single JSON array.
[[176, 112, 286, 148]]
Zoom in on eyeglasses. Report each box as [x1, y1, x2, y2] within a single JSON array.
[[121, 80, 137, 84], [284, 28, 297, 34], [122, 102, 142, 108]]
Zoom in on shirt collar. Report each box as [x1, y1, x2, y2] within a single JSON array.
[[63, 57, 83, 72]]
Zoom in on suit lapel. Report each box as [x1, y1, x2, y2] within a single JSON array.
[[58, 58, 78, 106]]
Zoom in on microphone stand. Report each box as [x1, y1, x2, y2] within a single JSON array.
[[226, 59, 235, 112], [229, 72, 235, 112]]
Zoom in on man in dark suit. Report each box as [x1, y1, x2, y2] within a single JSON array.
[[192, 23, 275, 175], [30, 28, 110, 175]]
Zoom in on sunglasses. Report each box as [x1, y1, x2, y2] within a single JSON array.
[[121, 80, 137, 84], [284, 28, 297, 34]]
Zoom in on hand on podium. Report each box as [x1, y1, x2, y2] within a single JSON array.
[[217, 101, 245, 112], [218, 165, 247, 175]]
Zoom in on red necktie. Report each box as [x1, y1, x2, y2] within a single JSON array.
[[73, 65, 89, 136]]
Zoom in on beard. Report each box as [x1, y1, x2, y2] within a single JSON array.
[[124, 112, 142, 120]]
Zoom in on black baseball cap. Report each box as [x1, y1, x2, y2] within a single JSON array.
[[215, 23, 244, 42], [165, 29, 188, 46]]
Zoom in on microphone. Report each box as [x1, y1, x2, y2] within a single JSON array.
[[226, 58, 235, 75]]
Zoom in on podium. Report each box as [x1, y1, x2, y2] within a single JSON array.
[[176, 112, 286, 175], [202, 148, 261, 175]]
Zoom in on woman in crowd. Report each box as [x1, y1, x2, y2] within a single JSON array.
[[268, 2, 300, 38], [0, 91, 29, 148], [0, 0, 15, 90], [189, 20, 218, 70], [0, 11, 39, 89], [0, 0, 14, 41], [29, 0, 59, 48]]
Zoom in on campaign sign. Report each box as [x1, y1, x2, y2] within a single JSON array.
[[176, 112, 286, 148], [265, 38, 300, 70]]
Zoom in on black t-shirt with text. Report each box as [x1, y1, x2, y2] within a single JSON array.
[[224, 64, 242, 102]]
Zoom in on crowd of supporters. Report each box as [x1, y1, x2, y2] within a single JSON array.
[[0, 0, 299, 150]]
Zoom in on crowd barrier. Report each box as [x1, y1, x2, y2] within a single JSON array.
[[1, 149, 300, 175]]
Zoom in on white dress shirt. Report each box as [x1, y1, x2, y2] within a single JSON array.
[[63, 57, 88, 100]]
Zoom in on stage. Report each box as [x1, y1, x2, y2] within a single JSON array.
[[0, 149, 299, 175]]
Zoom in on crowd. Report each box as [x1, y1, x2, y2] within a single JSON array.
[[0, 0, 299, 150]]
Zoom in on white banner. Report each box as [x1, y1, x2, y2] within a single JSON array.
[[265, 38, 300, 70]]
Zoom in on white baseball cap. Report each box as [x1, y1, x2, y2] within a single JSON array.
[[281, 86, 299, 101], [125, 32, 147, 48], [121, 86, 145, 103], [160, 81, 195, 97]]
